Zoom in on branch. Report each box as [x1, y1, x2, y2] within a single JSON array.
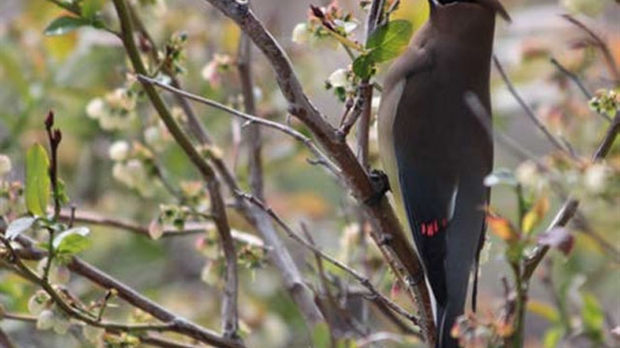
[[493, 56, 572, 155], [55, 209, 266, 247], [238, 192, 419, 326], [111, 0, 239, 338], [7, 235, 244, 348], [549, 57, 612, 123], [1, 238, 176, 332], [0, 328, 16, 348], [237, 22, 264, 200], [137, 75, 340, 176], [523, 111, 619, 280], [199, 0, 435, 342], [562, 14, 620, 83]]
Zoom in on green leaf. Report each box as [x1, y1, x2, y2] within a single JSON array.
[[352, 54, 374, 80], [312, 322, 331, 348], [543, 327, 564, 348], [366, 20, 412, 63], [582, 293, 604, 343], [527, 300, 560, 324], [6, 217, 36, 240], [82, 0, 105, 19], [53, 227, 91, 255], [44, 16, 91, 36], [26, 144, 50, 216]]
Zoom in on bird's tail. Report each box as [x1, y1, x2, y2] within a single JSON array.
[[435, 303, 459, 348]]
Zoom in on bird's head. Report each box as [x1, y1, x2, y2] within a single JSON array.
[[429, 0, 511, 22]]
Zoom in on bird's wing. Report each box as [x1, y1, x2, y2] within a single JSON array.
[[390, 58, 460, 306], [395, 158, 459, 306]]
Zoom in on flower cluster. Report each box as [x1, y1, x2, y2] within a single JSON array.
[[108, 140, 158, 196], [201, 53, 233, 88], [589, 88, 619, 119], [86, 87, 138, 131], [291, 1, 359, 46], [451, 312, 514, 348]]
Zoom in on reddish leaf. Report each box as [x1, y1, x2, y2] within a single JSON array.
[[538, 227, 574, 256], [487, 211, 520, 244]]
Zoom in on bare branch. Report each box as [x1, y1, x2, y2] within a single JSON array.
[[562, 14, 620, 83], [138, 74, 341, 176], [549, 57, 612, 123], [493, 55, 572, 155], [198, 0, 436, 341], [523, 111, 619, 280], [111, 0, 239, 338], [237, 23, 264, 200], [6, 235, 244, 348], [239, 191, 419, 326], [55, 209, 266, 248]]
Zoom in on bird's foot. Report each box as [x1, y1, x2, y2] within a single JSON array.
[[364, 169, 390, 206]]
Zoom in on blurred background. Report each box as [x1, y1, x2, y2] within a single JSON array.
[[1, 0, 618, 347]]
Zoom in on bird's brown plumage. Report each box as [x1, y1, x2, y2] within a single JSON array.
[[377, 1, 507, 346]]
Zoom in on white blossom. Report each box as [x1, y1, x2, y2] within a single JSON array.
[[584, 163, 610, 194], [292, 23, 311, 44], [0, 154, 12, 175], [37, 310, 55, 330], [109, 141, 130, 161], [86, 98, 105, 119], [327, 68, 348, 88], [515, 160, 540, 188], [144, 126, 168, 152]]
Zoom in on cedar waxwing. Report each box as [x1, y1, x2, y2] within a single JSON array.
[[377, 1, 509, 347]]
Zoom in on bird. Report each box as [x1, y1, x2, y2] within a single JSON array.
[[377, 1, 509, 347]]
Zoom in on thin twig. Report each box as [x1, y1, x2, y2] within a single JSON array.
[[549, 58, 593, 100], [493, 55, 572, 155], [0, 328, 16, 348], [55, 209, 266, 248], [137, 75, 341, 176], [198, 0, 435, 341], [562, 14, 620, 83], [237, 22, 264, 200], [8, 235, 245, 348], [112, 0, 240, 339], [465, 92, 542, 164], [523, 111, 619, 280], [549, 58, 612, 123], [239, 191, 419, 325], [140, 335, 203, 348], [1, 237, 176, 332], [2, 312, 38, 323]]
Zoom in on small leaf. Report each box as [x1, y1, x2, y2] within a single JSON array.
[[44, 16, 91, 36], [53, 227, 91, 255], [26, 144, 51, 216], [582, 293, 604, 343], [543, 327, 564, 348], [487, 211, 519, 244], [82, 0, 105, 19], [366, 20, 412, 63], [522, 196, 549, 234], [352, 54, 374, 79], [538, 227, 574, 256], [6, 217, 36, 240], [484, 169, 519, 187], [312, 322, 331, 347], [527, 300, 560, 324]]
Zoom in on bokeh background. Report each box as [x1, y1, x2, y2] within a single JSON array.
[[1, 0, 618, 347]]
